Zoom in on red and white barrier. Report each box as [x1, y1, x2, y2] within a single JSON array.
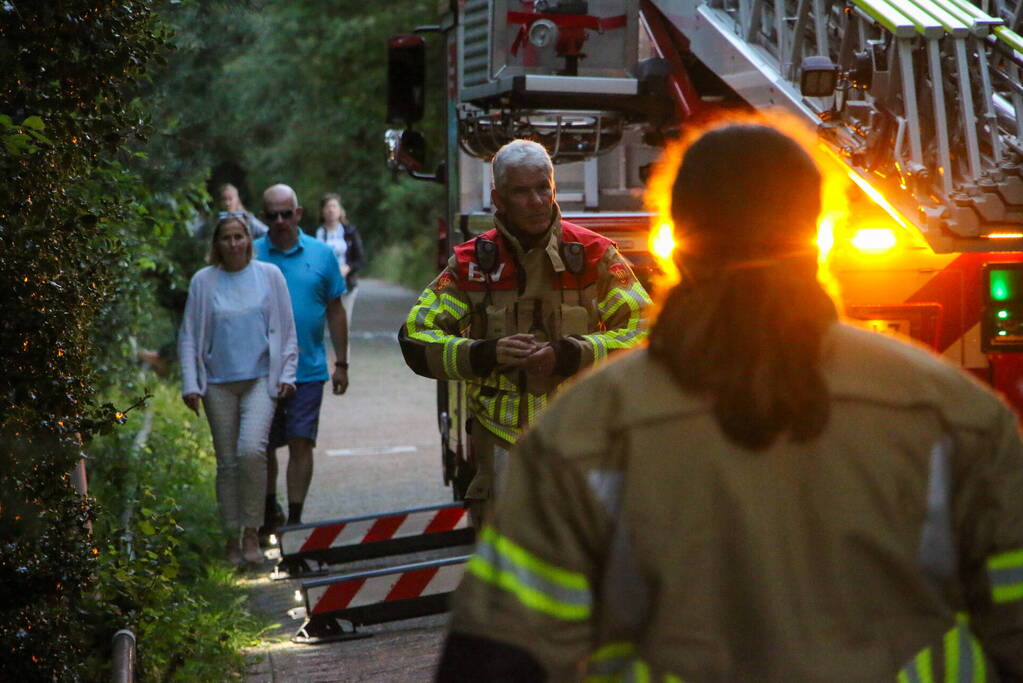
[[281, 503, 468, 558], [293, 555, 469, 643], [306, 558, 466, 615]]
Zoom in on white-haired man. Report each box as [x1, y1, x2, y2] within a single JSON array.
[[255, 183, 348, 534], [400, 140, 651, 523]]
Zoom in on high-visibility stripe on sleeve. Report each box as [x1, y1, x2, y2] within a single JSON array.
[[442, 337, 470, 377], [597, 283, 649, 324], [897, 646, 933, 683], [405, 288, 474, 379], [406, 290, 470, 340], [581, 282, 650, 361], [584, 333, 609, 362], [896, 617, 988, 683], [987, 549, 1023, 603], [439, 292, 469, 318], [944, 615, 986, 683], [586, 643, 684, 683], [466, 525, 592, 621]]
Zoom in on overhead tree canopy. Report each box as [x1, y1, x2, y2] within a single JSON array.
[[143, 0, 447, 254]]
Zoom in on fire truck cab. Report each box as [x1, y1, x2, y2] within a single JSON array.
[[387, 0, 1023, 498]]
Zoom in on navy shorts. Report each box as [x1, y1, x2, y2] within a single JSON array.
[[268, 380, 325, 449]]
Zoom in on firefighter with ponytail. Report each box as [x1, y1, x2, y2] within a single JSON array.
[[437, 123, 1023, 681]]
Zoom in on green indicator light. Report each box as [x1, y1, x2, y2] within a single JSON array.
[[998, 310, 1010, 319], [990, 270, 1014, 301], [999, 330, 1009, 336]]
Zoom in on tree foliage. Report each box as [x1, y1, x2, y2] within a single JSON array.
[[145, 0, 447, 257], [1, 1, 453, 677], [0, 2, 172, 678]]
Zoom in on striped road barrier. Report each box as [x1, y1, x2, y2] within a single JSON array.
[[273, 502, 474, 578], [291, 555, 469, 643]]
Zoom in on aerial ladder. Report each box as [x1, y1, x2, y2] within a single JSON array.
[[383, 0, 1023, 504]]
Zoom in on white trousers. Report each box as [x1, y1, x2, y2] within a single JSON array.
[[341, 285, 358, 328], [202, 377, 276, 530]]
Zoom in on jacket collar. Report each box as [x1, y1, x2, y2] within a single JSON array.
[[493, 204, 566, 273]]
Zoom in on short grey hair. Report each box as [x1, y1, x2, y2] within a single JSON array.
[[492, 140, 553, 192], [263, 183, 299, 208]]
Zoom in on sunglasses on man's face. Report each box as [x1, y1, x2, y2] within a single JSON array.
[[264, 209, 295, 221]]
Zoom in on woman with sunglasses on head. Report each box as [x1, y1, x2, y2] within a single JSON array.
[[178, 213, 298, 566], [437, 123, 1023, 681]]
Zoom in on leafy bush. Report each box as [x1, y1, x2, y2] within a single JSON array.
[[84, 384, 268, 680], [0, 2, 172, 678], [367, 233, 440, 291]]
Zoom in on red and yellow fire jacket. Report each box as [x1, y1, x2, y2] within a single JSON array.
[[400, 211, 651, 443]]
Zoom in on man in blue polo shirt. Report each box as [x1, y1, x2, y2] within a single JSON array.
[[255, 183, 348, 532]]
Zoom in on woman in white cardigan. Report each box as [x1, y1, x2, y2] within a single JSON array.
[[178, 212, 298, 565]]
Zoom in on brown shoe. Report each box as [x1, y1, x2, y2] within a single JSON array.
[[242, 528, 264, 564], [226, 536, 243, 566]]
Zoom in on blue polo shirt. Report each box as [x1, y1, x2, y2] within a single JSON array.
[[255, 231, 346, 382]]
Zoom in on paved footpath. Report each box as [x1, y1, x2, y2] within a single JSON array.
[[244, 278, 455, 682]]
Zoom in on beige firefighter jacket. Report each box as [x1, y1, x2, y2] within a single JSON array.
[[450, 322, 1023, 681], [400, 210, 650, 444]]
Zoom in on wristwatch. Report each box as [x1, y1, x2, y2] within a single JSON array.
[[334, 361, 349, 369]]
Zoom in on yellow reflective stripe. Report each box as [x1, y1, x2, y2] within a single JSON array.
[[945, 623, 959, 683], [600, 326, 648, 349], [477, 525, 589, 589], [587, 644, 686, 683], [502, 393, 517, 429], [442, 337, 469, 378], [467, 526, 592, 621], [898, 645, 933, 683], [586, 642, 635, 682], [406, 289, 469, 347], [439, 292, 469, 317], [992, 582, 1023, 604], [591, 642, 635, 663], [582, 333, 608, 361], [920, 648, 935, 683], [971, 635, 986, 683], [405, 289, 436, 330], [466, 555, 590, 620], [987, 549, 1023, 603], [597, 283, 648, 324], [987, 548, 1023, 570], [524, 393, 547, 423], [584, 282, 649, 361], [474, 413, 519, 443], [898, 618, 990, 683]]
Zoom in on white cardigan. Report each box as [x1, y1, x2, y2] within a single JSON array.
[[178, 261, 298, 399]]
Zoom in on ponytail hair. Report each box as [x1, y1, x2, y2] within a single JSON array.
[[648, 124, 836, 450]]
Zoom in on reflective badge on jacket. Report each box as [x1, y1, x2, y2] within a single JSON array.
[[609, 263, 630, 286], [434, 271, 455, 292]]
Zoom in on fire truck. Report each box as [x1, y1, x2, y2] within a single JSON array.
[[385, 0, 1023, 499]]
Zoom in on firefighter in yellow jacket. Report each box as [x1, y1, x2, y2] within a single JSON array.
[[437, 124, 1023, 680], [400, 140, 650, 520]]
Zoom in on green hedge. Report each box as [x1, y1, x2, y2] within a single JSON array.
[[84, 383, 269, 680], [0, 3, 266, 678]]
